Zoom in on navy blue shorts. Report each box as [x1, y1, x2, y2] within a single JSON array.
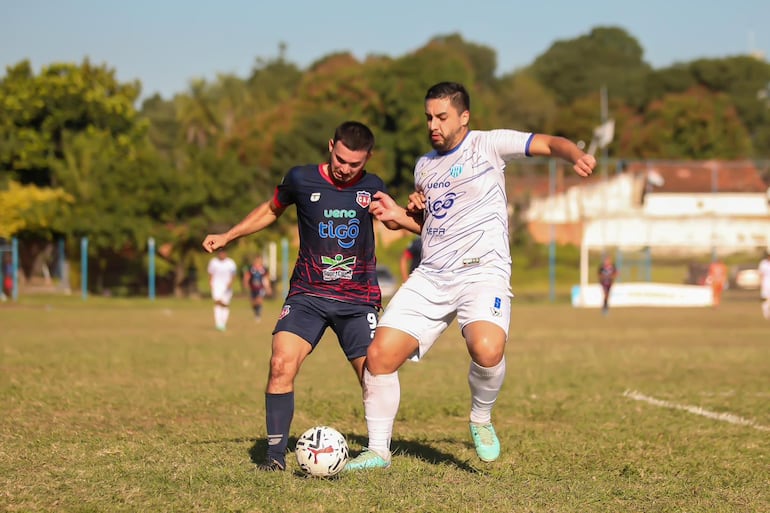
[[272, 295, 378, 360]]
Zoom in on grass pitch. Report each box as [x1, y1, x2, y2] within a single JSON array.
[[1, 294, 768, 513]]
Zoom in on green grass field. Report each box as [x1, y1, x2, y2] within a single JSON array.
[[1, 293, 768, 513]]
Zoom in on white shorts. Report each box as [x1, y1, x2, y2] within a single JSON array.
[[211, 283, 233, 305], [378, 270, 512, 361]]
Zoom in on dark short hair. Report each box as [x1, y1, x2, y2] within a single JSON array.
[[425, 82, 470, 113], [334, 121, 375, 152]]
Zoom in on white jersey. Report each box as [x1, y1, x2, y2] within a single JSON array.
[[759, 258, 770, 299], [415, 129, 533, 286], [208, 256, 237, 292]]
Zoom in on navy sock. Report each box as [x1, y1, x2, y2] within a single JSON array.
[[265, 392, 294, 465]]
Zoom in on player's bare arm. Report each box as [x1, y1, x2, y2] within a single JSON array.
[[202, 199, 286, 253], [528, 134, 596, 177], [369, 191, 422, 234]]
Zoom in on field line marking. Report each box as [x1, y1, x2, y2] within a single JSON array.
[[622, 389, 770, 432]]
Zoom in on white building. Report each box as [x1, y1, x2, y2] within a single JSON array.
[[523, 160, 770, 307]]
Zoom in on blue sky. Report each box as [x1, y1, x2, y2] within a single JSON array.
[[2, 0, 768, 100]]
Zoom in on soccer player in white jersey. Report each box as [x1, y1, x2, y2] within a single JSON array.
[[346, 81, 596, 471], [207, 249, 238, 331]]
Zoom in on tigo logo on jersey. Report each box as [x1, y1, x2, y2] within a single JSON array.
[[427, 192, 456, 219], [310, 193, 321, 202], [450, 165, 463, 178], [355, 191, 371, 208]]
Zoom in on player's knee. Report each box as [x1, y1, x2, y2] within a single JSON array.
[[364, 345, 400, 375], [468, 339, 505, 367], [268, 353, 299, 382]]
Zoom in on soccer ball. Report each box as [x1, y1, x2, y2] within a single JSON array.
[[295, 425, 349, 477]]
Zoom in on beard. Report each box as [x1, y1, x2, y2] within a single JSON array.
[[429, 127, 464, 153]]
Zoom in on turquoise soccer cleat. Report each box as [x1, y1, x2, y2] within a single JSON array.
[[469, 422, 500, 462], [344, 449, 391, 471]]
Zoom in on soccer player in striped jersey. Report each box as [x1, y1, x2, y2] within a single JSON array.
[[202, 121, 386, 471], [346, 82, 596, 471]]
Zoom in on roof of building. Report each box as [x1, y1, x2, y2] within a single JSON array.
[[623, 160, 769, 194]]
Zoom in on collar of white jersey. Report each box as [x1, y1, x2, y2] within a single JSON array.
[[436, 130, 472, 156]]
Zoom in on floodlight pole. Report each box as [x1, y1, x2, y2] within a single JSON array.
[[548, 159, 556, 302]]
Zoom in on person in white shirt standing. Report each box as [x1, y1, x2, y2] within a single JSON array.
[[346, 81, 596, 471], [207, 249, 238, 331], [759, 251, 770, 320]]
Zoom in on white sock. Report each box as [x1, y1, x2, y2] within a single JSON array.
[[221, 305, 230, 326], [363, 368, 400, 459], [762, 299, 770, 320], [468, 357, 506, 425], [214, 305, 227, 327]]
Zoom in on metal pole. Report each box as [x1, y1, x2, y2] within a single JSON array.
[[711, 162, 718, 262], [11, 237, 19, 301], [548, 159, 556, 302], [148, 237, 156, 300], [81, 236, 88, 300], [57, 238, 65, 280]]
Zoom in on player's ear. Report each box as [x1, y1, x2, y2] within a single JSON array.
[[460, 109, 470, 128], [328, 139, 335, 153]]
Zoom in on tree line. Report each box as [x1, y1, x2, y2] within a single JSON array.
[[2, 27, 769, 295]]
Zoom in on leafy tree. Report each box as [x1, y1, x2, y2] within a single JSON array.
[[246, 44, 303, 107], [0, 181, 72, 239], [529, 26, 651, 107], [689, 57, 770, 156], [642, 65, 697, 106], [424, 34, 498, 87], [0, 60, 143, 187], [0, 59, 166, 289], [492, 71, 558, 133], [642, 56, 770, 156], [619, 87, 752, 159]]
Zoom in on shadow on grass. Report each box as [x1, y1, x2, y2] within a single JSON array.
[[346, 433, 479, 473], [194, 434, 480, 474], [246, 436, 299, 465]]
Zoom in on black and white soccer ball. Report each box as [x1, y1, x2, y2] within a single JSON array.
[[295, 425, 349, 477]]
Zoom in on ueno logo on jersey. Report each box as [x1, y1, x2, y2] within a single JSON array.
[[324, 209, 356, 218], [426, 181, 451, 190], [356, 191, 371, 208], [427, 192, 457, 219], [318, 218, 360, 249]]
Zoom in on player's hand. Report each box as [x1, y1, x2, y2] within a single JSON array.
[[406, 191, 426, 214], [202, 234, 227, 253], [369, 191, 400, 221], [574, 154, 596, 177]]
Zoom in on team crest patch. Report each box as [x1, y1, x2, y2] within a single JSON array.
[[450, 165, 463, 178], [355, 191, 371, 208], [279, 305, 291, 319]]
